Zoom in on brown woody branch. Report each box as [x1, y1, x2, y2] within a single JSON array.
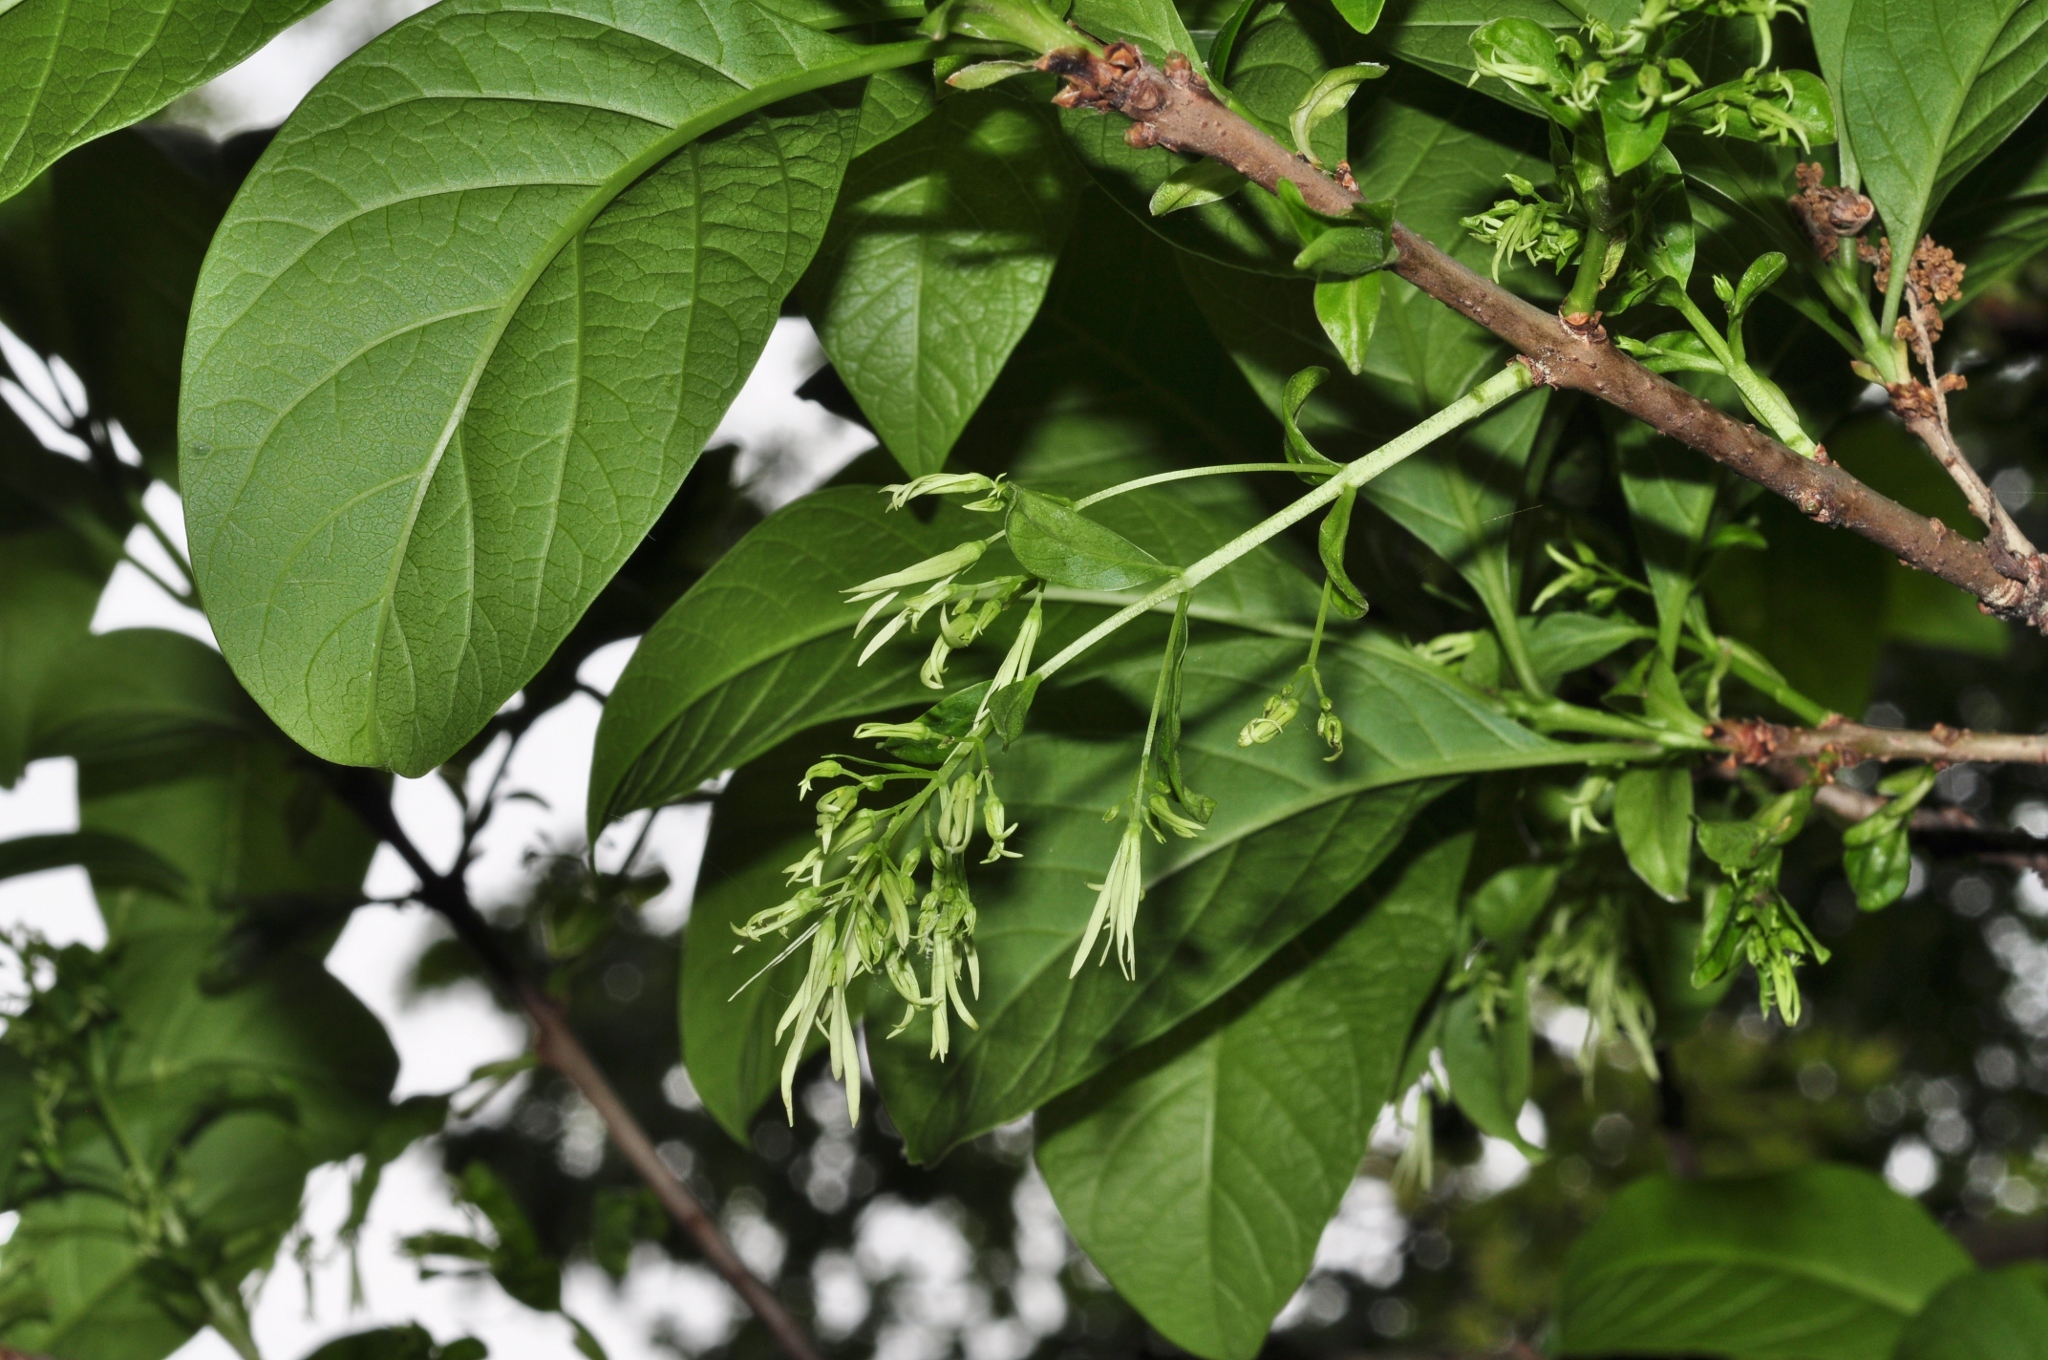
[[1715, 717, 2048, 769], [327, 772, 823, 1360], [1038, 45, 2048, 633]]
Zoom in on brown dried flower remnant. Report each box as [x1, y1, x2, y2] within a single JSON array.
[[1790, 162, 1874, 260], [1886, 376, 1966, 421]]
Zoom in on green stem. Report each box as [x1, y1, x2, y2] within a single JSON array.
[[1563, 225, 1612, 316], [1670, 291, 1817, 456], [1072, 463, 1306, 510], [1035, 363, 1536, 682]]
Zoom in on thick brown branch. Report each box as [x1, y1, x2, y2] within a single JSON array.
[[327, 772, 823, 1360], [1040, 45, 2048, 632], [1715, 717, 2048, 769]]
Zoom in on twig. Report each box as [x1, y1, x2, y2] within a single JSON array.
[[1714, 717, 2048, 768], [1036, 44, 2048, 632], [324, 770, 824, 1360]]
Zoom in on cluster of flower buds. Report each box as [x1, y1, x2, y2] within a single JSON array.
[[1461, 175, 1585, 283], [1696, 875, 1829, 1026], [1238, 662, 1345, 761], [737, 715, 1024, 1121], [849, 475, 1031, 688]]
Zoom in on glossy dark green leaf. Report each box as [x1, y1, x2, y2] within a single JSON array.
[[1328, 0, 1387, 38], [1035, 832, 1466, 1360], [0, 1047, 32, 1205], [302, 1327, 451, 1360], [0, 527, 106, 787], [1933, 104, 2048, 297], [0, 0, 325, 206], [0, 128, 246, 481], [1314, 272, 1381, 375], [1891, 1268, 2048, 1360], [854, 66, 939, 155], [1467, 863, 1556, 952], [1556, 1164, 1975, 1359], [0, 831, 188, 898], [1815, 0, 2048, 317], [1373, 0, 1631, 98], [1318, 490, 1370, 617], [1614, 414, 1719, 660], [1600, 85, 1669, 177], [1614, 765, 1694, 903], [869, 633, 1583, 1160], [1005, 488, 1175, 590], [1844, 818, 1912, 912], [181, 0, 909, 776], [803, 92, 1079, 477], [1521, 611, 1653, 690], [29, 629, 262, 765], [1440, 962, 1532, 1148]]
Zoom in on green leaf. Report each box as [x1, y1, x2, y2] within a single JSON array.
[[1556, 1164, 1975, 1360], [1290, 63, 1386, 162], [855, 65, 940, 155], [1318, 489, 1370, 617], [1440, 962, 1533, 1148], [181, 0, 914, 776], [0, 525, 107, 787], [1820, 0, 2048, 318], [803, 92, 1078, 477], [1467, 863, 1557, 952], [1005, 487, 1175, 590], [868, 633, 1584, 1160], [1842, 765, 1935, 912], [0, 0, 326, 207], [1614, 765, 1694, 903], [302, 1327, 448, 1360], [1328, 0, 1386, 36], [1313, 272, 1382, 375], [1600, 85, 1670, 177], [1149, 158, 1250, 216], [1374, 0, 1631, 99], [1070, 0, 1201, 68], [28, 629, 262, 765], [591, 483, 1317, 833], [950, 187, 1287, 486], [0, 1047, 33, 1205], [1615, 414, 1718, 661], [1520, 611, 1654, 691], [1276, 181, 1399, 277], [1035, 831, 1466, 1360], [0, 128, 243, 480], [0, 830, 188, 898], [1891, 1268, 2048, 1360], [1058, 0, 1357, 276], [1933, 103, 2048, 296]]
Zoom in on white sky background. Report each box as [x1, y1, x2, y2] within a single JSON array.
[[0, 3, 872, 1354]]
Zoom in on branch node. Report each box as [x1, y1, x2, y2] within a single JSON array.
[[1514, 353, 1554, 387], [1561, 310, 1608, 344]]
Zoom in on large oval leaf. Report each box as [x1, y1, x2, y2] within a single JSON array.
[[802, 91, 1079, 477], [1036, 831, 1465, 1360], [868, 633, 1589, 1161], [1892, 1268, 2048, 1360], [1556, 1164, 1974, 1360], [181, 0, 920, 775], [0, 0, 325, 205], [1816, 0, 2048, 307]]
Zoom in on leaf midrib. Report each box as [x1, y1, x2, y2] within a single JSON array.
[[224, 36, 932, 763]]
